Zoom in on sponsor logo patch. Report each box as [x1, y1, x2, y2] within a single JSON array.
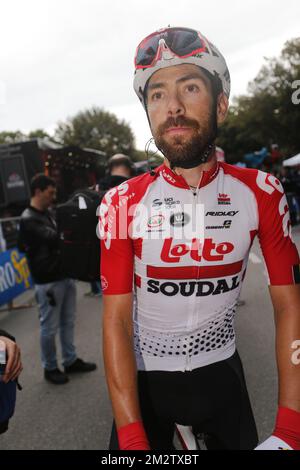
[[152, 198, 163, 208], [206, 211, 238, 217], [206, 220, 232, 230], [161, 238, 234, 263], [170, 212, 190, 227], [101, 275, 108, 291], [147, 276, 240, 297], [218, 193, 231, 205], [148, 214, 165, 228]]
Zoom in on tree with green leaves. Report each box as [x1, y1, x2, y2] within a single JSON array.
[[217, 38, 300, 163], [55, 107, 136, 160], [0, 131, 27, 145], [28, 129, 50, 139], [0, 129, 51, 145]]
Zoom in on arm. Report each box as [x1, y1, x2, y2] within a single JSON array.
[[103, 293, 142, 427], [270, 284, 300, 412], [19, 217, 58, 252], [255, 173, 300, 449], [256, 285, 300, 450], [25, 218, 58, 246], [100, 187, 150, 450], [103, 295, 149, 450]]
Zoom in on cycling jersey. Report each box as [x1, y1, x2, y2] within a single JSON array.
[[99, 161, 300, 372]]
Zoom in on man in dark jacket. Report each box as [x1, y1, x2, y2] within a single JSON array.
[[18, 174, 96, 384]]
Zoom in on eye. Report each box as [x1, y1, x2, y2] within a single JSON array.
[[186, 83, 200, 93], [150, 91, 163, 101]]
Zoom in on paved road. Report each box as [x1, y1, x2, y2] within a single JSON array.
[[1, 227, 300, 450]]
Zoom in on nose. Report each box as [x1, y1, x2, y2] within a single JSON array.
[[167, 91, 185, 118]]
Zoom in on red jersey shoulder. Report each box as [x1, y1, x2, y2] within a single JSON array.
[[220, 162, 284, 202], [220, 162, 258, 180]]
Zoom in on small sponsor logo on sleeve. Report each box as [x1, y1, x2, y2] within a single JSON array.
[[101, 276, 109, 291]]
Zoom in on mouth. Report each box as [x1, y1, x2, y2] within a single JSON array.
[[164, 127, 193, 136]]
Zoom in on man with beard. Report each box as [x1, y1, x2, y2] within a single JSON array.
[[100, 27, 300, 450]]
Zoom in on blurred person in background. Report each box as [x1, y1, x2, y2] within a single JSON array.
[[85, 154, 135, 297], [18, 174, 96, 385]]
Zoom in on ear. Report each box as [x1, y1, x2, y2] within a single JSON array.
[[217, 93, 229, 125]]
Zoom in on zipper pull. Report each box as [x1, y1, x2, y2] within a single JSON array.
[[185, 354, 192, 372]]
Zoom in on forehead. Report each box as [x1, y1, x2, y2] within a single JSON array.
[[45, 185, 56, 192], [148, 63, 209, 87]]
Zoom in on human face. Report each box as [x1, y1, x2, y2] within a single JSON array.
[[39, 185, 57, 209], [146, 64, 217, 168], [110, 164, 131, 179]]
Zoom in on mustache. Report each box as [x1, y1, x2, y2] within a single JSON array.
[[157, 116, 200, 135]]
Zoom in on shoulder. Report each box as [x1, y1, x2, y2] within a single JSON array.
[[220, 162, 259, 184], [21, 207, 36, 220], [219, 163, 284, 200]]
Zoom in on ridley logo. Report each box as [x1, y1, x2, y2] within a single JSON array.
[[148, 214, 165, 228], [161, 238, 234, 263], [206, 211, 238, 217], [218, 193, 231, 205]]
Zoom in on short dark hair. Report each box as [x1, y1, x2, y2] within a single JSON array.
[[108, 154, 134, 173], [30, 173, 56, 197]]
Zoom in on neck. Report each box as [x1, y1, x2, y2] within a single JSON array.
[[164, 153, 216, 188], [31, 198, 46, 212]]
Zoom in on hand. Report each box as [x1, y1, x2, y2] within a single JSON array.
[[255, 407, 300, 450], [255, 435, 293, 450], [0, 337, 23, 383]]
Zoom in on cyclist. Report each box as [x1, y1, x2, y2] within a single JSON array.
[[100, 27, 300, 450]]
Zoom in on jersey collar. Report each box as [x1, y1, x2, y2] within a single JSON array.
[[158, 160, 219, 190]]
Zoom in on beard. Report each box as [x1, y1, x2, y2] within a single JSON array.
[[153, 110, 217, 169]]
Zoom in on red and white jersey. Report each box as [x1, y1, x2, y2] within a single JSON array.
[[99, 161, 300, 372]]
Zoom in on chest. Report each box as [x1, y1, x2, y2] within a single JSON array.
[[132, 176, 258, 266]]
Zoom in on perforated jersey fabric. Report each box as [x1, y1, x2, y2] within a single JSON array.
[[100, 161, 300, 372]]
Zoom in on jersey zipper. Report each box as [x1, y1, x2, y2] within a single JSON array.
[[184, 173, 203, 372]]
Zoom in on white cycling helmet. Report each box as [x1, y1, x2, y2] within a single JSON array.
[[133, 26, 231, 109]]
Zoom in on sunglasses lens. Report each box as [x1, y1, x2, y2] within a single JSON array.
[[136, 35, 160, 66], [167, 29, 202, 56], [136, 28, 203, 67]]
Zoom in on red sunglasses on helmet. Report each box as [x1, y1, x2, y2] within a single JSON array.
[[135, 27, 207, 69]]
